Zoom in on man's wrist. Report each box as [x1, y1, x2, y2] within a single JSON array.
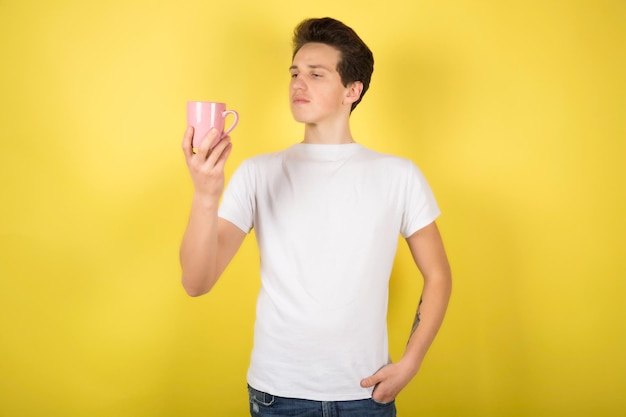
[[192, 193, 220, 211], [398, 352, 422, 376]]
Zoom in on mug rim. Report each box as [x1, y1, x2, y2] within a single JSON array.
[[187, 100, 227, 105]]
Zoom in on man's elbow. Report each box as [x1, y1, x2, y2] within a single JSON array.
[[181, 276, 212, 297], [184, 287, 209, 297]]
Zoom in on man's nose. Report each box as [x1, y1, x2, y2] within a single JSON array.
[[291, 77, 306, 90]]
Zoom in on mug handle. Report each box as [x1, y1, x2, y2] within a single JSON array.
[[222, 110, 239, 137]]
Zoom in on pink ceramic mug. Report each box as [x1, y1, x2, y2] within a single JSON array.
[[187, 101, 239, 149]]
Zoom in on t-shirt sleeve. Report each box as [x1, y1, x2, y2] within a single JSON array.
[[218, 159, 256, 234], [400, 160, 441, 238]]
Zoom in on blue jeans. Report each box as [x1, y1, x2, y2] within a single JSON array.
[[248, 385, 397, 417]]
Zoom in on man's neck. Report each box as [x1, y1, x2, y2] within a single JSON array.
[[301, 121, 355, 144]]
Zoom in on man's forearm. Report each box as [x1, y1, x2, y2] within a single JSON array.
[[401, 274, 452, 372], [179, 194, 220, 296]]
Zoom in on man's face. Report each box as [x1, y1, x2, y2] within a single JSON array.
[[289, 42, 351, 125]]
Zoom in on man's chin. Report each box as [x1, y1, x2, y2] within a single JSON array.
[[291, 113, 313, 124]]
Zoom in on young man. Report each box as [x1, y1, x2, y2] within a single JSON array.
[[180, 17, 452, 417]]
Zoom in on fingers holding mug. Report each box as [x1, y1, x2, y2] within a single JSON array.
[[196, 128, 221, 159], [210, 135, 233, 170], [182, 126, 195, 158]]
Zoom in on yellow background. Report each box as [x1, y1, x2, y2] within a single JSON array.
[[1, 0, 624, 416]]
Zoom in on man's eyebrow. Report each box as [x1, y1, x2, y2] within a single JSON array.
[[289, 64, 333, 71]]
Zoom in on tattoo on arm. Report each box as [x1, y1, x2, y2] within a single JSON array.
[[409, 296, 423, 338]]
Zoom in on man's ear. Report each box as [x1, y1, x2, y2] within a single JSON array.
[[344, 81, 364, 105]]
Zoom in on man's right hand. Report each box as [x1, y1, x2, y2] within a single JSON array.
[[182, 126, 233, 202]]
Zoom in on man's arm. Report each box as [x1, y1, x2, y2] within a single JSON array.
[[179, 127, 246, 296], [361, 221, 452, 402], [180, 209, 246, 296]]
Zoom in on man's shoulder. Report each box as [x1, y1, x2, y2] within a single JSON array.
[[357, 146, 414, 169]]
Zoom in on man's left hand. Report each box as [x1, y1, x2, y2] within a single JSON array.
[[360, 360, 418, 403]]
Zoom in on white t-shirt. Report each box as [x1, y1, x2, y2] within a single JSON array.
[[218, 143, 440, 401]]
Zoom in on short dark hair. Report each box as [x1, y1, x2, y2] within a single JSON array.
[[292, 17, 374, 112]]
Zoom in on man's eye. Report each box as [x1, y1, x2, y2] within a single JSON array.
[[290, 73, 298, 78], [312, 73, 321, 78]]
